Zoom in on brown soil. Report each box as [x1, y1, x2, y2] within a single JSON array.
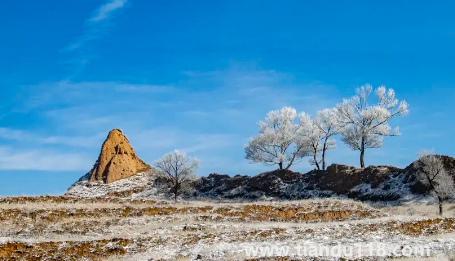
[[0, 196, 156, 205], [0, 238, 135, 261], [0, 205, 380, 225]]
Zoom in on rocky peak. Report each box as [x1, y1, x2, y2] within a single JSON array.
[[88, 129, 151, 184]]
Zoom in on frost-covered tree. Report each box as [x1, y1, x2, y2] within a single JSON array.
[[335, 84, 409, 168], [154, 150, 199, 202], [299, 112, 323, 170], [415, 150, 454, 216], [299, 109, 341, 171], [245, 107, 310, 170]]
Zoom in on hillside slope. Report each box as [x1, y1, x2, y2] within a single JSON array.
[[67, 156, 455, 203]]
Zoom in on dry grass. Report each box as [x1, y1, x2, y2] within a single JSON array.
[[389, 256, 455, 261], [380, 202, 455, 218], [1, 197, 455, 260]]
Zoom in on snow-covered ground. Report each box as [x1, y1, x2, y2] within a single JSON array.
[[1, 196, 455, 260], [66, 171, 154, 198], [35, 169, 454, 260]]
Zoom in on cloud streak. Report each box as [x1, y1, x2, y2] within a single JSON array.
[[64, 0, 128, 52], [62, 0, 129, 75], [20, 80, 173, 113], [0, 147, 92, 171], [90, 0, 128, 23], [0, 128, 106, 149]]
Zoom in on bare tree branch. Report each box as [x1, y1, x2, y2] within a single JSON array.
[[415, 150, 454, 215], [154, 150, 199, 202]]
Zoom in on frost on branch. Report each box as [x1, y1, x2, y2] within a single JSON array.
[[298, 108, 341, 171], [154, 150, 199, 202], [335, 84, 409, 167], [298, 112, 323, 170], [415, 150, 454, 215], [245, 107, 310, 170]]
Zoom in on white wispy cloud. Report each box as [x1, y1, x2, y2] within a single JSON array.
[[181, 110, 211, 117], [64, 2, 128, 52], [0, 128, 106, 149], [65, 0, 128, 52], [0, 128, 34, 142], [21, 80, 173, 112], [419, 132, 444, 138], [62, 0, 129, 75], [90, 0, 128, 23], [127, 128, 239, 152], [180, 69, 339, 113], [115, 84, 175, 93], [0, 147, 92, 171], [179, 134, 240, 153]]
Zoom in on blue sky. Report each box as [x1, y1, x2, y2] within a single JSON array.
[[0, 0, 454, 196]]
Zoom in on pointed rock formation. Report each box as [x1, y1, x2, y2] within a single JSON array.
[[88, 129, 151, 184]]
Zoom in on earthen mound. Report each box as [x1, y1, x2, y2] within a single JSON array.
[[88, 129, 151, 183]]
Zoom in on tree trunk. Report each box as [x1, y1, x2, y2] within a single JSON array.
[[174, 183, 179, 203], [285, 151, 300, 170], [438, 196, 443, 216], [314, 153, 320, 170], [360, 137, 365, 168], [278, 162, 283, 170], [322, 138, 327, 171]]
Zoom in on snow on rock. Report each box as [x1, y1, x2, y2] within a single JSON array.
[[66, 170, 155, 198], [66, 156, 455, 204]]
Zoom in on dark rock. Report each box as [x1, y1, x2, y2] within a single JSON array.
[[186, 155, 455, 202]]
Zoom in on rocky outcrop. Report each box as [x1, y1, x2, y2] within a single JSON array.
[[87, 129, 151, 184], [189, 157, 455, 201], [188, 166, 404, 201], [191, 169, 330, 200]]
